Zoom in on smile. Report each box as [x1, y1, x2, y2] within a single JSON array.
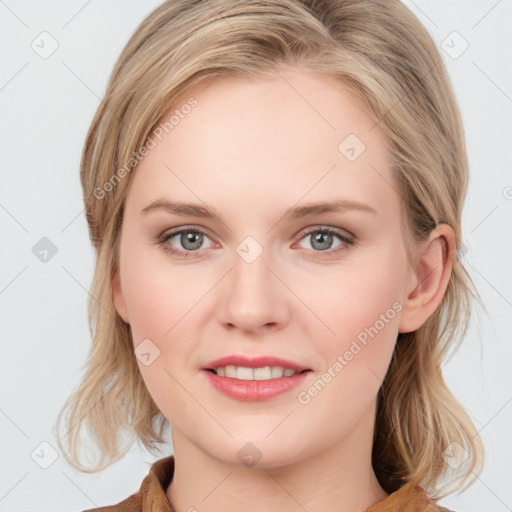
[[209, 365, 305, 380]]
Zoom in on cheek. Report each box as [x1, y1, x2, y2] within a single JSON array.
[[292, 269, 402, 435], [121, 243, 205, 343], [121, 270, 202, 421], [119, 247, 206, 397], [294, 246, 405, 396]]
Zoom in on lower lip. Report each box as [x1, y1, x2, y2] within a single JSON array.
[[203, 370, 311, 401]]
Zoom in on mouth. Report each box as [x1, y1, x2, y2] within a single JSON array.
[[201, 355, 312, 400], [202, 366, 312, 401]]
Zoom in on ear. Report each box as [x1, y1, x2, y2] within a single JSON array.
[[398, 224, 456, 334], [112, 271, 130, 324]]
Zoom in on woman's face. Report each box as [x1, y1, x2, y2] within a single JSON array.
[[113, 67, 418, 467]]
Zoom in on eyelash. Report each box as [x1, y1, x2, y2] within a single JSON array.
[[156, 225, 357, 260]]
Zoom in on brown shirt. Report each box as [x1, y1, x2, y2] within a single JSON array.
[[83, 455, 456, 512]]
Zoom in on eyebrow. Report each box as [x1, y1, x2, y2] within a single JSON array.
[[141, 197, 377, 220]]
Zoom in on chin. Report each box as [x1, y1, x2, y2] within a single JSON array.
[[204, 435, 306, 470]]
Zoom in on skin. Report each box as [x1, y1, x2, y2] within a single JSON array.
[[112, 66, 455, 512]]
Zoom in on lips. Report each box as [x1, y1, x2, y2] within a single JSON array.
[[201, 355, 313, 401]]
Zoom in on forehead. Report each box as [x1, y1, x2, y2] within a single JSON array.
[[125, 68, 400, 222]]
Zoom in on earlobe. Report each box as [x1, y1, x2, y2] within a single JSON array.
[[112, 272, 130, 324], [398, 224, 455, 334]]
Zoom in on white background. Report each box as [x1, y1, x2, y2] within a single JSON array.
[[1, 1, 511, 511]]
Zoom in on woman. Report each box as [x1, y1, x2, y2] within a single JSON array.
[[55, 1, 484, 510]]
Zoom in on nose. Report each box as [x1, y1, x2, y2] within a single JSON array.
[[216, 246, 290, 335]]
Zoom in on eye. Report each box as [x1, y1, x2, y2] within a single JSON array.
[[157, 226, 215, 258], [295, 226, 356, 259]]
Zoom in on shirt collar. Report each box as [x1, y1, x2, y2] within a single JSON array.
[[133, 455, 445, 512]]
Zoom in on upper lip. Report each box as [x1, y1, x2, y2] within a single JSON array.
[[202, 355, 310, 372]]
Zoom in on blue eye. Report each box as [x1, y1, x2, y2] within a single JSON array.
[[156, 225, 356, 259]]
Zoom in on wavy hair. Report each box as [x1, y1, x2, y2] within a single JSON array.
[[54, 0, 485, 499]]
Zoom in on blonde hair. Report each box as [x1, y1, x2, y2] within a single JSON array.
[[55, 0, 485, 499]]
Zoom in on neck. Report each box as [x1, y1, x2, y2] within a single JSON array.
[[166, 401, 389, 512]]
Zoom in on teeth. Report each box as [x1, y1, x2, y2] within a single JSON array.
[[271, 366, 282, 379], [236, 366, 253, 380], [254, 367, 272, 380], [225, 365, 237, 378], [214, 365, 299, 380]]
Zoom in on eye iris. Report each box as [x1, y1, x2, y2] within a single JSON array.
[[181, 231, 203, 250], [311, 232, 333, 251]]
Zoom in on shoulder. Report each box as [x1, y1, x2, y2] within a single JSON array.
[[80, 455, 174, 512], [82, 491, 141, 512]]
